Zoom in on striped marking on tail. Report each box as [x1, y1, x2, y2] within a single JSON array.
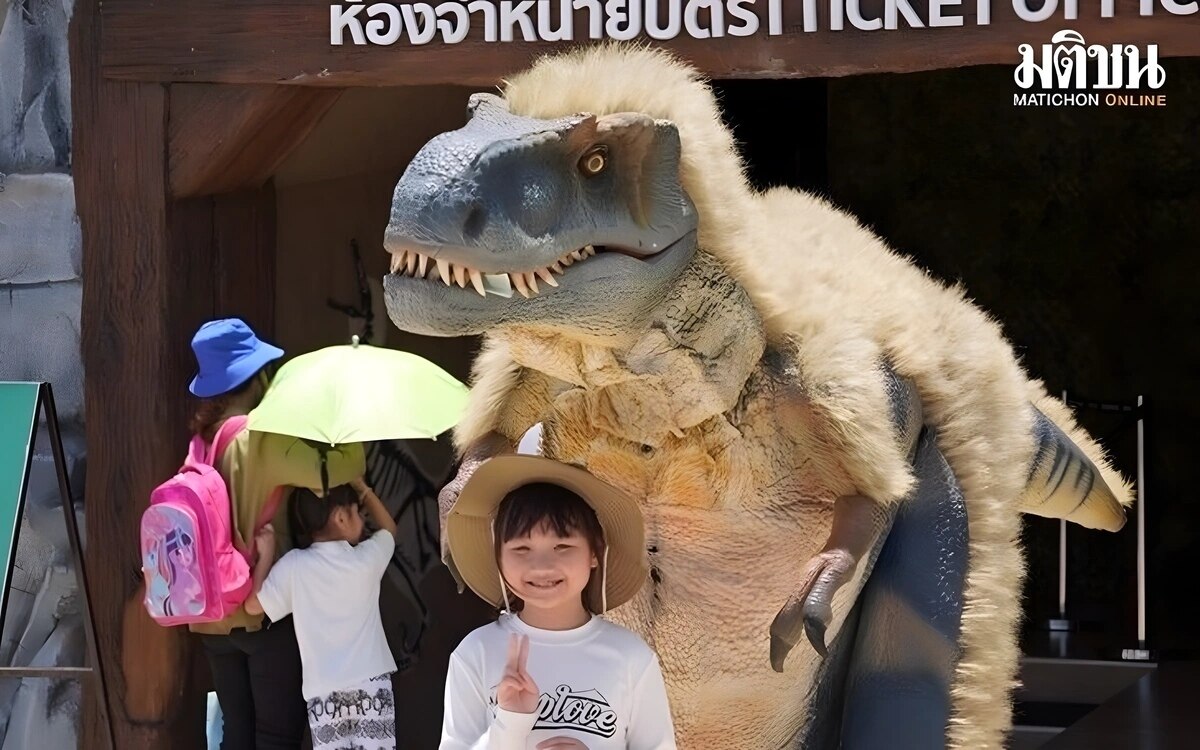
[[1020, 407, 1127, 531]]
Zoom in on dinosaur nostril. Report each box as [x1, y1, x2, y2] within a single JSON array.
[[462, 205, 487, 241]]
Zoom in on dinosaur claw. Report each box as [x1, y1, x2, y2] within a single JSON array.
[[767, 600, 832, 670], [769, 634, 793, 673], [769, 588, 807, 672], [804, 613, 829, 657], [768, 547, 858, 671]]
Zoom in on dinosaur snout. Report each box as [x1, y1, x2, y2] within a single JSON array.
[[387, 152, 574, 265], [384, 166, 474, 246]]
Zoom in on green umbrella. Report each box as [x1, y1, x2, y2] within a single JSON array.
[[248, 336, 469, 447]]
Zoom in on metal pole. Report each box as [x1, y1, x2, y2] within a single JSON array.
[[42, 384, 116, 750], [1137, 395, 1146, 647], [1059, 390, 1069, 620], [1059, 520, 1067, 619]]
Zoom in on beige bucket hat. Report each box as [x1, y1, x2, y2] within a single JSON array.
[[446, 453, 648, 614]]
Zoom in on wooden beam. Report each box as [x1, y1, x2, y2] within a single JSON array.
[[169, 85, 342, 197], [101, 0, 1200, 86]]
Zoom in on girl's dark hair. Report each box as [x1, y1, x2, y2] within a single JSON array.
[[188, 362, 278, 442], [289, 484, 359, 549], [493, 482, 606, 612]]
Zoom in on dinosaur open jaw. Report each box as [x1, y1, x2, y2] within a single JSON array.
[[386, 242, 647, 299]]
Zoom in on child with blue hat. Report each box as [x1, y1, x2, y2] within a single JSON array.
[[184, 318, 368, 750]]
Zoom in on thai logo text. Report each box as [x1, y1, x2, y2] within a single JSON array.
[[1015, 29, 1166, 90]]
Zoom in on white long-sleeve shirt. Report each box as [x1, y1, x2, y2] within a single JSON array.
[[440, 613, 677, 750]]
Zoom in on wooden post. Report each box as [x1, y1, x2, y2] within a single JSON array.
[[71, 3, 283, 746], [71, 1, 203, 746]]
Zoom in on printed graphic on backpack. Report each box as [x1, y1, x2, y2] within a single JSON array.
[[142, 511, 207, 619]]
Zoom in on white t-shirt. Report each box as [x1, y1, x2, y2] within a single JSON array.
[[440, 613, 677, 750], [257, 529, 398, 700]]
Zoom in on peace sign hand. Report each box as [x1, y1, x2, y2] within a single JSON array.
[[497, 634, 539, 714]]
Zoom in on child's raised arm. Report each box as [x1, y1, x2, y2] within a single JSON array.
[[352, 477, 397, 537], [243, 523, 278, 617], [440, 634, 539, 750]]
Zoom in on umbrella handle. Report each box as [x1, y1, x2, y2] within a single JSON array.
[[319, 447, 330, 497]]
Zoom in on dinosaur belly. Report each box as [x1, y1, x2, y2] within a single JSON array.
[[612, 502, 833, 748], [540, 398, 855, 749]]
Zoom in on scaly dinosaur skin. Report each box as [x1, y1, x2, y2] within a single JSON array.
[[381, 50, 1129, 748]]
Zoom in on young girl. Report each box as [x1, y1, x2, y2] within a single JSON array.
[[244, 478, 399, 750], [439, 455, 677, 749]]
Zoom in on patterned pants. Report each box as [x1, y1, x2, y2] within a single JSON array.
[[306, 673, 396, 749]]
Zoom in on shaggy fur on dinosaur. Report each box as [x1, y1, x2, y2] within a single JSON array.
[[450, 43, 1133, 748]]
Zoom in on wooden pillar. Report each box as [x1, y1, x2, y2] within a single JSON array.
[[70, 4, 299, 747], [71, 1, 202, 746]]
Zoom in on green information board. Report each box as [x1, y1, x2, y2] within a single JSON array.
[[0, 382, 39, 606], [0, 381, 114, 749]]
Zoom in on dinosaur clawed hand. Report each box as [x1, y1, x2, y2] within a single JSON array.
[[769, 548, 859, 671], [768, 494, 882, 671]]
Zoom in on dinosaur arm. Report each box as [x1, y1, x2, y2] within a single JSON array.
[[771, 367, 924, 668], [788, 329, 917, 506], [452, 336, 552, 452]]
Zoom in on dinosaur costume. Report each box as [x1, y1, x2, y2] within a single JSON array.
[[380, 45, 1132, 748]]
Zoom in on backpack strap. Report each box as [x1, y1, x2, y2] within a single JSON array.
[[190, 416, 285, 564], [208, 415, 249, 465], [182, 415, 249, 470]]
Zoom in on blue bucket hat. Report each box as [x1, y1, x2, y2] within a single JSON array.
[[188, 318, 284, 398]]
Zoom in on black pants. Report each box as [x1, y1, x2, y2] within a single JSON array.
[[200, 616, 308, 750]]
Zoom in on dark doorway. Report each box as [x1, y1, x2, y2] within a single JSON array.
[[714, 59, 1200, 660]]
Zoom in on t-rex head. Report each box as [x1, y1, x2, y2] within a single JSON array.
[[382, 92, 698, 338]]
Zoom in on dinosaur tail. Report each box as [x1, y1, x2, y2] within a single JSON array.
[[1018, 381, 1134, 532]]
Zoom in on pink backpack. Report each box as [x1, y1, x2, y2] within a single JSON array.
[[140, 415, 261, 626]]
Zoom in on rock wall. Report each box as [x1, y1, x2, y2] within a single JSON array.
[[0, 0, 87, 746]]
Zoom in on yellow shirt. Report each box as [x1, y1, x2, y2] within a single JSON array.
[[189, 427, 366, 635]]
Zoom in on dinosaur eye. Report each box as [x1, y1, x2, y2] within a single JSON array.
[[579, 146, 608, 176]]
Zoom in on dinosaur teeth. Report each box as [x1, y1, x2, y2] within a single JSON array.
[[583, 244, 595, 256], [511, 272, 531, 298], [394, 249, 582, 293]]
